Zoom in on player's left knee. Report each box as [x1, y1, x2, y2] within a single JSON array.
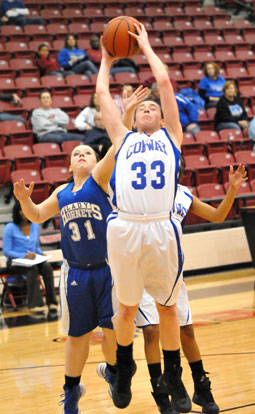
[[143, 325, 159, 344]]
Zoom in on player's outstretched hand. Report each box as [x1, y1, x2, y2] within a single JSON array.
[[123, 85, 149, 113], [13, 179, 34, 201], [228, 164, 247, 190], [128, 23, 150, 52]]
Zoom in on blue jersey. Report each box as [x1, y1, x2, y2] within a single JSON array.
[[57, 176, 112, 268]]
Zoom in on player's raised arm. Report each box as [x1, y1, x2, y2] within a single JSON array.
[[96, 39, 129, 152], [191, 165, 247, 222], [13, 179, 62, 223], [129, 24, 182, 149]]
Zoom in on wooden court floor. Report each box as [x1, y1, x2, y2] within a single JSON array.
[[0, 268, 255, 414]]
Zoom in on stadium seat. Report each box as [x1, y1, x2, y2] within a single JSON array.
[[0, 155, 11, 187], [40, 9, 63, 19], [104, 7, 124, 17], [214, 50, 236, 62], [62, 8, 85, 18], [61, 140, 83, 154], [206, 107, 217, 120], [193, 49, 215, 63], [206, 141, 228, 155], [90, 22, 107, 33], [33, 143, 68, 168], [113, 72, 139, 85], [193, 17, 213, 30], [28, 40, 53, 52], [9, 58, 37, 72], [3, 145, 41, 171], [46, 23, 69, 36], [172, 18, 193, 31], [144, 6, 165, 17], [235, 49, 255, 60], [184, 154, 209, 169], [197, 182, 235, 219], [21, 97, 41, 111], [5, 42, 30, 54], [15, 77, 42, 95], [11, 169, 51, 204], [195, 130, 219, 144], [0, 121, 27, 136], [234, 150, 255, 164], [183, 68, 204, 82], [41, 166, 70, 189], [162, 32, 184, 47], [83, 7, 104, 18], [51, 96, 75, 110], [204, 31, 225, 45], [183, 31, 205, 46], [250, 179, 255, 192], [219, 129, 243, 141], [0, 77, 16, 91], [224, 180, 254, 213], [183, 132, 195, 144], [40, 75, 66, 89], [226, 66, 249, 79], [231, 139, 253, 153], [73, 94, 92, 108], [67, 22, 91, 34], [182, 143, 204, 156], [209, 152, 236, 181], [9, 132, 34, 147], [171, 50, 194, 64], [124, 7, 145, 17], [24, 25, 47, 36]]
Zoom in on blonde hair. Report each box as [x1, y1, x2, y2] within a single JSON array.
[[222, 80, 237, 94]]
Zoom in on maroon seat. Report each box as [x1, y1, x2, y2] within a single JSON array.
[[3, 145, 41, 171], [33, 143, 68, 168], [41, 166, 70, 189]]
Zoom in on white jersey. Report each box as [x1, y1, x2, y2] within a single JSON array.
[[109, 127, 181, 214]]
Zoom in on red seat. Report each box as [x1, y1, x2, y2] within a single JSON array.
[[0, 156, 11, 186], [24, 25, 47, 35], [40, 9, 63, 19], [193, 17, 213, 30], [209, 152, 235, 166], [46, 23, 69, 35], [41, 75, 66, 88], [206, 107, 217, 120], [224, 180, 254, 213], [164, 6, 185, 17], [9, 58, 37, 71], [144, 6, 165, 17], [194, 166, 219, 185], [181, 143, 204, 156], [52, 96, 75, 109], [62, 8, 85, 18], [104, 7, 124, 17], [206, 141, 228, 155], [239, 84, 255, 99], [77, 39, 91, 50], [21, 97, 41, 111], [162, 33, 184, 47], [219, 129, 243, 141], [73, 94, 92, 108], [195, 130, 219, 144], [242, 28, 255, 44], [65, 74, 92, 92], [182, 132, 195, 144], [204, 32, 225, 45], [223, 31, 245, 45], [183, 68, 204, 81], [67, 22, 91, 34], [234, 150, 255, 165], [33, 143, 68, 168], [172, 19, 193, 31], [226, 66, 249, 79], [184, 154, 209, 169], [153, 20, 173, 31], [0, 77, 17, 92], [61, 140, 83, 154], [183, 32, 205, 47], [90, 22, 107, 33], [1, 25, 23, 36], [5, 42, 30, 54], [231, 139, 253, 153], [113, 72, 139, 85], [9, 132, 34, 147], [124, 7, 145, 17], [235, 49, 255, 60], [0, 121, 27, 136], [214, 50, 236, 62], [250, 179, 255, 192], [193, 50, 215, 63], [83, 7, 104, 18], [196, 183, 225, 200], [171, 51, 194, 64], [11, 169, 51, 203], [3, 145, 41, 171], [41, 166, 70, 188], [184, 5, 205, 15], [15, 77, 41, 91]]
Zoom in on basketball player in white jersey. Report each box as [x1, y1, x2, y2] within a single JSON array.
[[96, 24, 191, 412]]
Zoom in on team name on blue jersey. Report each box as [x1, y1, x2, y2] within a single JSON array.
[[126, 139, 168, 160], [60, 202, 103, 226]]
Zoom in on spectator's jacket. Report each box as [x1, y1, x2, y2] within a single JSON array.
[[0, 93, 13, 102], [174, 92, 199, 129], [36, 55, 61, 75], [3, 222, 42, 259], [86, 48, 101, 64], [31, 107, 69, 138], [214, 95, 248, 127], [1, 0, 29, 17], [58, 47, 87, 69]]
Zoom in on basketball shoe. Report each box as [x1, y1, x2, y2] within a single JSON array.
[[96, 362, 116, 398], [160, 367, 191, 413], [151, 378, 180, 414], [112, 359, 137, 409], [59, 383, 86, 414], [192, 372, 219, 414]]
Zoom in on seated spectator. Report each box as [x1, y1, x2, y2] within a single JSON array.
[[198, 62, 225, 110], [83, 111, 111, 158], [114, 84, 134, 115], [0, 0, 43, 27], [74, 92, 100, 131], [86, 34, 101, 65], [214, 80, 249, 133], [0, 92, 26, 123], [86, 34, 138, 75], [36, 44, 71, 78], [249, 117, 255, 150], [3, 201, 58, 313], [31, 89, 84, 143], [58, 34, 98, 78], [142, 63, 178, 93], [174, 91, 200, 136]]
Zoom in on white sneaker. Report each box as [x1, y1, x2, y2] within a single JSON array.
[[28, 306, 45, 313]]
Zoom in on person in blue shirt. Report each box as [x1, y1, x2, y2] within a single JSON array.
[[174, 92, 200, 136], [198, 62, 225, 110], [58, 34, 98, 79], [3, 201, 57, 313], [0, 0, 43, 27], [248, 116, 255, 150]]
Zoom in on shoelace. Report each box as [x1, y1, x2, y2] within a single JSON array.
[[58, 393, 65, 406]]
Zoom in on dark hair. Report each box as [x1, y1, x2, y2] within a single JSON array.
[[12, 201, 30, 225], [89, 92, 97, 108], [67, 145, 100, 182], [203, 62, 220, 77], [39, 88, 52, 100], [37, 43, 49, 54], [64, 34, 77, 49], [178, 155, 186, 183]]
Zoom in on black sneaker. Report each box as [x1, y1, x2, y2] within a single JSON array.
[[151, 378, 180, 414], [192, 373, 219, 414], [112, 360, 137, 409], [160, 367, 191, 413]]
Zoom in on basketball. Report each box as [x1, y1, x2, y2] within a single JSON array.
[[102, 16, 141, 58]]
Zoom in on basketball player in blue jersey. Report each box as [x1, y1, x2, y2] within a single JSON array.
[[13, 85, 149, 414], [96, 24, 191, 412]]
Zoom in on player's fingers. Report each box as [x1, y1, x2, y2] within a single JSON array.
[[229, 165, 233, 174], [28, 182, 35, 194], [128, 31, 137, 39]]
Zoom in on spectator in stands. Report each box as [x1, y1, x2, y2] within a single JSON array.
[[248, 117, 255, 150], [86, 34, 138, 75], [31, 89, 84, 143], [198, 62, 225, 110], [3, 201, 58, 313], [0, 92, 26, 123], [36, 44, 71, 78], [114, 84, 134, 116], [214, 80, 249, 133], [174, 91, 200, 136], [0, 0, 43, 27], [83, 111, 111, 158], [58, 34, 98, 79], [142, 63, 178, 93], [86, 34, 101, 65], [74, 92, 100, 131]]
